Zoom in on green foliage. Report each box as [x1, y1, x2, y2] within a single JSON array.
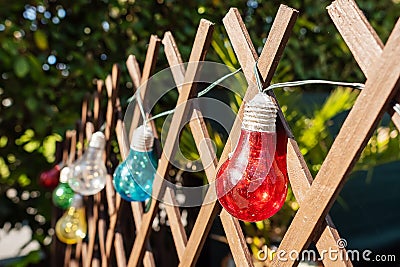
[[295, 87, 359, 174], [0, 0, 399, 264]]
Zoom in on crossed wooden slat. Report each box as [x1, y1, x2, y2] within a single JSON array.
[[162, 31, 241, 267], [328, 0, 400, 130], [57, 2, 399, 266], [62, 97, 96, 267], [110, 32, 192, 267], [114, 35, 162, 267], [128, 5, 350, 267], [59, 34, 173, 267], [85, 81, 103, 267], [64, 65, 122, 267], [126, 19, 214, 267], [273, 1, 400, 265], [188, 5, 351, 267], [161, 5, 351, 267]]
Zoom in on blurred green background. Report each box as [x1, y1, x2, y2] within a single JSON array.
[[0, 0, 399, 266]]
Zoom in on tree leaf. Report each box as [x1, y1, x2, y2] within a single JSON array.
[[33, 30, 49, 51], [14, 57, 30, 78]]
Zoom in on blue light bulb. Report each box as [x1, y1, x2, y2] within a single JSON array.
[[113, 125, 158, 202]]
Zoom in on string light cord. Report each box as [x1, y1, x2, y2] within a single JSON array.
[[253, 59, 365, 92], [254, 61, 400, 116], [136, 89, 147, 121], [263, 80, 365, 92], [197, 67, 242, 97], [99, 122, 106, 132], [126, 67, 241, 104], [125, 67, 242, 124], [145, 109, 175, 123], [126, 60, 400, 125]]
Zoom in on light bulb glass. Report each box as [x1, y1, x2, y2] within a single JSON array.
[[52, 167, 75, 209], [68, 132, 107, 196], [55, 194, 87, 244], [113, 125, 158, 202], [39, 163, 63, 190], [216, 93, 288, 222]]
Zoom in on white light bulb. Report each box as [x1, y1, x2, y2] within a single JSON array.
[[68, 131, 107, 196]]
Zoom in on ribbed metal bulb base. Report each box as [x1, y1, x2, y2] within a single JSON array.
[[130, 124, 154, 152], [242, 93, 278, 132], [89, 131, 106, 149]]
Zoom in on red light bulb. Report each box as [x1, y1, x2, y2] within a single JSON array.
[[39, 163, 63, 190], [216, 93, 288, 222]]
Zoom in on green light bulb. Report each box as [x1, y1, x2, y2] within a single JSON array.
[[52, 166, 75, 209]]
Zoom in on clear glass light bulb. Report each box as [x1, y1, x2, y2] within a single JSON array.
[[39, 162, 63, 190], [55, 194, 87, 244], [68, 131, 107, 196], [52, 166, 75, 209], [216, 93, 288, 222], [113, 125, 158, 202]]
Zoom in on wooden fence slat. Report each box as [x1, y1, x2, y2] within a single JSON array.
[[286, 139, 351, 267], [223, 6, 355, 267], [164, 187, 188, 260], [222, 5, 297, 148], [129, 35, 161, 140], [104, 65, 123, 261], [93, 80, 103, 130], [127, 19, 214, 267], [126, 55, 142, 89], [63, 131, 77, 266], [328, 0, 384, 77], [162, 33, 221, 266], [77, 94, 89, 158], [162, 31, 252, 266], [273, 19, 400, 266], [51, 137, 69, 267], [86, 82, 103, 267], [115, 119, 156, 267], [98, 198, 108, 266], [96, 64, 124, 267], [178, 188, 221, 267], [162, 32, 186, 87], [56, 3, 400, 266], [328, 0, 400, 131], [64, 245, 72, 267], [111, 35, 161, 267], [123, 35, 161, 267], [85, 195, 99, 267]]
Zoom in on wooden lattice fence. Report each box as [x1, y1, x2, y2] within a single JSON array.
[[51, 1, 400, 266]]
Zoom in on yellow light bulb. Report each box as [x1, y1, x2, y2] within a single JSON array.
[[55, 194, 87, 244]]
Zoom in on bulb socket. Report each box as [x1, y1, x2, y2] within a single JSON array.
[[59, 166, 70, 183], [242, 93, 278, 132], [71, 194, 83, 208], [130, 124, 154, 152], [89, 131, 105, 149]]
